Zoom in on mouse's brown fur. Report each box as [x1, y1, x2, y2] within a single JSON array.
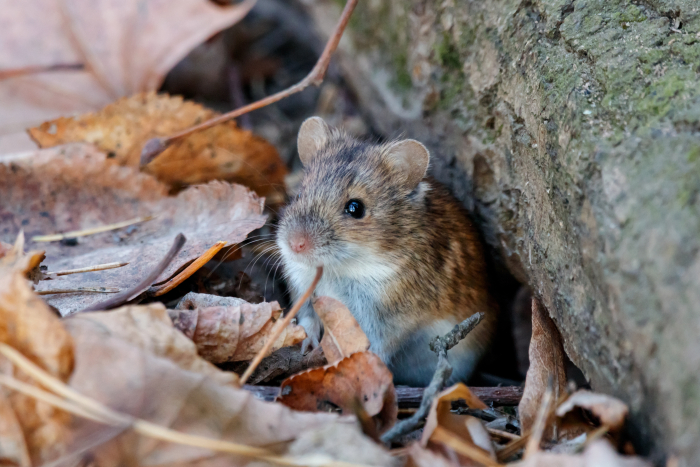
[[277, 117, 498, 385]]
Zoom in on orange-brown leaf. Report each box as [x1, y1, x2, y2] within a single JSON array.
[[556, 390, 629, 433], [28, 93, 287, 202], [314, 296, 370, 364], [277, 351, 397, 435], [518, 298, 567, 440]]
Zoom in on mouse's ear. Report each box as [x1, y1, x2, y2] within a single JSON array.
[[383, 139, 430, 191], [298, 117, 332, 165]]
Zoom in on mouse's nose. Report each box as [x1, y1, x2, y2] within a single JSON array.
[[288, 232, 310, 254]]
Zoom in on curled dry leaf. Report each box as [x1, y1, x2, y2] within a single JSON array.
[[314, 296, 370, 364], [556, 390, 629, 433], [0, 0, 255, 153], [28, 92, 287, 202], [170, 292, 306, 364], [405, 442, 461, 467], [0, 268, 73, 465], [421, 383, 494, 466], [0, 144, 266, 315], [277, 351, 398, 435], [518, 298, 568, 441], [0, 233, 45, 281]]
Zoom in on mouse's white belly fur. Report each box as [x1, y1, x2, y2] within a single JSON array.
[[285, 255, 400, 360]]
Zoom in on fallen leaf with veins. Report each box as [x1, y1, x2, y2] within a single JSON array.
[[518, 298, 568, 441], [170, 292, 306, 364], [28, 92, 287, 203], [421, 383, 494, 465], [314, 296, 370, 364], [556, 390, 629, 434], [277, 351, 397, 435], [0, 144, 266, 315], [0, 0, 255, 153]]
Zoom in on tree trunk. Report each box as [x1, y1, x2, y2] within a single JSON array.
[[306, 0, 700, 462]]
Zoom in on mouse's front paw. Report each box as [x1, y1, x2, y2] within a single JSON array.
[[299, 315, 322, 354]]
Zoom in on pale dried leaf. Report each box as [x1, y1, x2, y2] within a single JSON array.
[[518, 298, 567, 440], [405, 443, 461, 467], [278, 351, 397, 434], [72, 303, 238, 386], [513, 440, 651, 467], [314, 296, 369, 363], [0, 144, 266, 315], [421, 383, 491, 466], [0, 390, 31, 467], [0, 0, 255, 152], [171, 292, 306, 363], [0, 268, 73, 464], [28, 93, 287, 202], [556, 390, 629, 433]]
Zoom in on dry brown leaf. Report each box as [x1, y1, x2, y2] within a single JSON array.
[[556, 390, 629, 433], [0, 233, 45, 281], [277, 351, 397, 435], [314, 296, 370, 364], [0, 144, 266, 315], [170, 292, 306, 363], [420, 383, 493, 466], [71, 303, 238, 386], [0, 268, 73, 464], [28, 92, 287, 202], [0, 0, 255, 153], [518, 298, 567, 440], [0, 386, 31, 467]]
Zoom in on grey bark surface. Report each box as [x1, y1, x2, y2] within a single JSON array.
[[305, 0, 700, 463]]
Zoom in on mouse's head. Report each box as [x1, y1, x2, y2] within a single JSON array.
[[277, 117, 431, 278]]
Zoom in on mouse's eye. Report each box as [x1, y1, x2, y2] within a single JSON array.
[[344, 199, 365, 219]]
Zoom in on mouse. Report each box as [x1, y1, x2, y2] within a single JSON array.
[[276, 117, 498, 386]]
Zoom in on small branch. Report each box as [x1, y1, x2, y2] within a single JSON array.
[[148, 241, 226, 297], [240, 266, 323, 385], [140, 0, 359, 165], [36, 287, 119, 295], [32, 216, 154, 242], [380, 313, 484, 444], [44, 262, 129, 277], [487, 427, 521, 442], [243, 385, 523, 407], [78, 234, 186, 313]]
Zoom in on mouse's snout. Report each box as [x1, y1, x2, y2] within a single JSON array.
[[287, 230, 313, 255]]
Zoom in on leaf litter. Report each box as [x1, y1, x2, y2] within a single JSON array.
[[0, 0, 659, 464]]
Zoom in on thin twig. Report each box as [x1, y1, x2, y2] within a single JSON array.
[[140, 0, 359, 165], [36, 287, 119, 295], [0, 345, 370, 467], [486, 427, 521, 442], [240, 266, 323, 385], [380, 313, 484, 444], [44, 262, 129, 277], [0, 63, 83, 79], [78, 233, 185, 313], [32, 216, 154, 242], [148, 240, 226, 297]]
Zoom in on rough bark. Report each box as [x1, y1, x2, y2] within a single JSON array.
[[305, 0, 700, 463]]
